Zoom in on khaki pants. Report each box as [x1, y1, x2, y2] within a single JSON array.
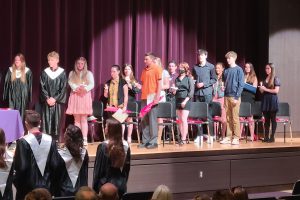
[[224, 97, 241, 138]]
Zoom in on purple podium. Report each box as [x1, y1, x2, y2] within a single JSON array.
[[0, 109, 24, 143]]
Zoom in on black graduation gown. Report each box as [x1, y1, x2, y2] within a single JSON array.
[[93, 141, 131, 197], [3, 67, 32, 119], [40, 67, 67, 137], [54, 147, 89, 197], [13, 133, 59, 200], [0, 150, 14, 200]]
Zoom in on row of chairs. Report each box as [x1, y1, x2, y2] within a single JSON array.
[[88, 101, 292, 144]]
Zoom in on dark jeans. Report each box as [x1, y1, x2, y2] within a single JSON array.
[[194, 95, 214, 137], [263, 111, 277, 139]]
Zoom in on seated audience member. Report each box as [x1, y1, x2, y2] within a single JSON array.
[[93, 118, 130, 198], [24, 188, 52, 200], [231, 186, 249, 200], [75, 186, 98, 200], [212, 189, 234, 200], [13, 110, 59, 200], [193, 193, 211, 200], [151, 185, 172, 200], [54, 124, 89, 197], [99, 183, 119, 200], [0, 128, 14, 200]]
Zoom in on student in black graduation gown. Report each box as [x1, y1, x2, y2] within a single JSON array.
[[0, 128, 14, 200], [3, 53, 32, 119], [40, 51, 67, 141], [93, 118, 131, 198], [54, 124, 89, 197], [13, 110, 59, 200]]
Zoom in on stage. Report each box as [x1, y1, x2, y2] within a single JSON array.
[[86, 134, 300, 199]]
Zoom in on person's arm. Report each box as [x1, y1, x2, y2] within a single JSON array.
[[162, 71, 170, 90], [122, 83, 128, 111], [68, 71, 79, 91], [153, 79, 162, 104], [181, 77, 195, 107], [40, 71, 50, 103], [3, 69, 11, 101], [203, 65, 217, 88], [27, 69, 33, 102], [260, 77, 280, 94], [234, 68, 245, 100], [253, 76, 258, 87], [103, 82, 109, 98], [53, 71, 67, 104], [85, 71, 95, 92]]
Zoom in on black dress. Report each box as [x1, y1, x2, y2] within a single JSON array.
[[93, 141, 131, 197], [54, 147, 89, 197], [175, 76, 194, 110], [13, 132, 59, 200], [3, 67, 32, 119], [0, 150, 14, 200], [241, 81, 256, 104], [261, 77, 280, 112], [40, 67, 67, 138]]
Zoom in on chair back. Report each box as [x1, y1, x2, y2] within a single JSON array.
[[92, 101, 104, 118], [122, 192, 153, 200], [239, 102, 252, 117], [157, 102, 174, 118], [277, 102, 290, 117], [252, 101, 263, 118], [127, 101, 139, 117], [189, 102, 209, 119], [292, 180, 300, 195], [211, 101, 221, 117], [52, 196, 75, 200]]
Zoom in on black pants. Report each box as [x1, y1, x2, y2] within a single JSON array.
[[263, 111, 277, 139]]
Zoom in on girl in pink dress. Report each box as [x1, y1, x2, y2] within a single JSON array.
[[66, 57, 94, 145]]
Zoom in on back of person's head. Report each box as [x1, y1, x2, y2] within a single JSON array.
[[99, 183, 119, 200], [24, 188, 52, 200], [106, 118, 125, 168], [231, 186, 248, 200], [212, 189, 233, 200], [25, 110, 41, 129], [151, 185, 172, 200], [193, 193, 211, 200], [75, 186, 98, 200], [0, 128, 7, 168], [64, 124, 84, 162]]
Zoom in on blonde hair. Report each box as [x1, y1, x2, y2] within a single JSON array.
[[225, 51, 237, 59], [122, 63, 137, 83], [11, 53, 26, 83], [154, 57, 163, 68], [47, 51, 59, 60], [69, 57, 89, 85], [151, 185, 172, 200]]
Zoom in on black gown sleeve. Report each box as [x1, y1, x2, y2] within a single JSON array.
[[3, 69, 11, 101], [123, 147, 131, 183], [53, 71, 67, 104], [93, 143, 109, 193], [26, 69, 33, 103], [40, 71, 50, 102]]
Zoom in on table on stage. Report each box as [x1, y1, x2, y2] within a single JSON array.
[[0, 109, 24, 143]]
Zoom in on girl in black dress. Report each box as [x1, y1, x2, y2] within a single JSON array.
[[259, 63, 280, 143], [93, 118, 131, 198]]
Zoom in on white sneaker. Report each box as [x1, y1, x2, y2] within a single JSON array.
[[220, 137, 231, 144], [83, 138, 88, 146], [231, 138, 240, 145], [194, 136, 200, 143], [207, 136, 214, 144]]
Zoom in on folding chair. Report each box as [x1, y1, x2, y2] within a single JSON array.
[[276, 102, 292, 143], [239, 102, 252, 142], [251, 101, 265, 140], [87, 100, 105, 142], [292, 180, 300, 195], [188, 102, 211, 143], [211, 101, 222, 140], [125, 101, 140, 144], [157, 102, 176, 146]]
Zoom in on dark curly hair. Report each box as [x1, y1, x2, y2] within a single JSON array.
[[64, 124, 83, 163]]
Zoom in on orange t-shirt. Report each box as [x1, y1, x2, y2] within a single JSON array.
[[140, 64, 162, 100]]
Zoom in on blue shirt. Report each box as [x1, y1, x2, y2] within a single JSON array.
[[192, 61, 217, 96], [223, 65, 244, 100]]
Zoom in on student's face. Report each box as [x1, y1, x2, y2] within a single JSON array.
[[168, 63, 177, 74], [226, 56, 235, 66], [215, 64, 224, 75], [111, 67, 120, 79], [14, 56, 22, 68], [144, 56, 153, 66], [244, 63, 251, 74], [265, 65, 272, 75], [48, 57, 59, 69], [124, 66, 132, 76], [198, 53, 207, 63], [76, 60, 85, 71]]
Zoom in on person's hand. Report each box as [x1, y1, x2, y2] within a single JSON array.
[[181, 101, 187, 108], [47, 97, 56, 106], [259, 85, 266, 93], [135, 82, 142, 89], [104, 84, 108, 90], [122, 107, 127, 113], [197, 82, 204, 88], [153, 97, 160, 105], [232, 99, 238, 106]]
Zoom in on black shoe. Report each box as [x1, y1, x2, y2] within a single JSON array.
[[262, 138, 269, 143], [267, 138, 275, 143], [146, 143, 158, 149], [138, 143, 149, 148]]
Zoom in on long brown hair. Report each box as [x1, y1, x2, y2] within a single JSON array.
[[122, 64, 137, 83], [106, 118, 125, 168], [266, 63, 276, 89], [244, 62, 257, 84], [69, 57, 89, 85], [64, 124, 83, 163], [0, 128, 7, 169], [11, 53, 26, 83]]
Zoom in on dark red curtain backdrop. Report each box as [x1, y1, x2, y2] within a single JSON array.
[[0, 0, 268, 107]]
